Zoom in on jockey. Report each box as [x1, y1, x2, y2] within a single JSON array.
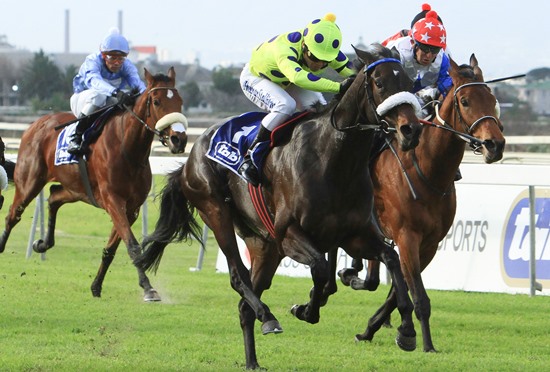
[[238, 13, 357, 186], [68, 28, 146, 155], [384, 10, 452, 117], [381, 3, 444, 48]]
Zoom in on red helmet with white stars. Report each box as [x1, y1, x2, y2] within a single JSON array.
[[411, 10, 446, 49]]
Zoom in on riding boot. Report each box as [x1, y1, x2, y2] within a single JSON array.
[[67, 116, 87, 155], [238, 126, 272, 186], [67, 104, 98, 155], [454, 167, 462, 181]]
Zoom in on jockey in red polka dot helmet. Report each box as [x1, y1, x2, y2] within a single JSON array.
[[238, 13, 356, 186]]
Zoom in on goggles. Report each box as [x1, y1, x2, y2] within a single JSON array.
[[415, 42, 441, 55], [103, 54, 127, 62]]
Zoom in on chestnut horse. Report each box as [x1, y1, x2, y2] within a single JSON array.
[[137, 44, 423, 369], [337, 54, 505, 352], [0, 67, 188, 301]]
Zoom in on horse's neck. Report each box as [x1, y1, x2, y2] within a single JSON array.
[[311, 116, 373, 174], [118, 105, 154, 160], [415, 107, 466, 181]]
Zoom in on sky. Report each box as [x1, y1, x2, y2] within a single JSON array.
[[1, 0, 548, 80]]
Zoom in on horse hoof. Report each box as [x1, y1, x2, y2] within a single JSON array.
[[395, 333, 416, 352], [32, 239, 46, 253], [337, 268, 358, 286], [261, 319, 283, 335], [144, 289, 161, 302]]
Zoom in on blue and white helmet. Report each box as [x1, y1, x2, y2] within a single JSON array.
[[99, 28, 129, 54]]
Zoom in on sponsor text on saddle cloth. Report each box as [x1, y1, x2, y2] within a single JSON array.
[[54, 109, 113, 165], [206, 111, 309, 180]]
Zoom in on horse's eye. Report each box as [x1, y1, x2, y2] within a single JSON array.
[[374, 79, 383, 89], [460, 97, 469, 107], [153, 99, 161, 106]]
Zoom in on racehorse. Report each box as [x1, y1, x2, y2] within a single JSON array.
[[0, 67, 188, 301], [336, 54, 505, 352], [137, 44, 423, 369]]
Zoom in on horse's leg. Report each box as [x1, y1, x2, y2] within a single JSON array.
[[33, 184, 76, 253], [203, 214, 280, 370], [103, 201, 159, 301], [338, 258, 381, 291], [239, 237, 281, 370], [0, 170, 47, 253], [283, 224, 329, 324], [356, 243, 416, 352], [400, 241, 437, 352], [90, 227, 121, 298]]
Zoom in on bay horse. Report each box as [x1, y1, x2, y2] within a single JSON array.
[[0, 67, 188, 301], [336, 54, 505, 352], [137, 44, 423, 369]]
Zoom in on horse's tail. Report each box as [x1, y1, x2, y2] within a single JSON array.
[[136, 166, 203, 273]]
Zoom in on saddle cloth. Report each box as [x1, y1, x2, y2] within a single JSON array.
[[206, 111, 309, 178], [54, 108, 115, 166]]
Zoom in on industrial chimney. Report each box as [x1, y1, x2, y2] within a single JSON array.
[[118, 10, 123, 35], [64, 9, 70, 53]]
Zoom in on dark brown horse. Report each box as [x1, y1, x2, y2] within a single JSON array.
[[337, 54, 506, 352], [0, 67, 188, 301], [137, 44, 423, 369]]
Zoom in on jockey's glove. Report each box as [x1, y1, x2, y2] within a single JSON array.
[[336, 75, 357, 100], [114, 89, 132, 107]]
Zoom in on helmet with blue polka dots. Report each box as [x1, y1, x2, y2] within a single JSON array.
[[99, 28, 130, 54], [303, 13, 342, 62]]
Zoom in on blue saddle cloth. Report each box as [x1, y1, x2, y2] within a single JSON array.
[[206, 111, 309, 179], [54, 124, 79, 165], [54, 108, 114, 166], [206, 112, 269, 176]]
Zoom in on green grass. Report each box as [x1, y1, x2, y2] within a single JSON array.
[[0, 180, 548, 371]]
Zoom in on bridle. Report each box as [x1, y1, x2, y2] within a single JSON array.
[[122, 86, 182, 145], [431, 81, 500, 153], [330, 57, 403, 132]]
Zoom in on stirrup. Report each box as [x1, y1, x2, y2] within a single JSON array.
[[67, 138, 83, 155], [238, 157, 260, 187]]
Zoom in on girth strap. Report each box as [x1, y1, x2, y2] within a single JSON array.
[[248, 184, 275, 238]]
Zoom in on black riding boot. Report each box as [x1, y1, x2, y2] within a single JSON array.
[[454, 167, 462, 181], [67, 115, 90, 155], [238, 126, 272, 186]]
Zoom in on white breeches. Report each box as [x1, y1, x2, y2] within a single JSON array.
[[70, 90, 117, 116], [240, 64, 326, 131]]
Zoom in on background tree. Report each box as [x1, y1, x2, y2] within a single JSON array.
[[211, 66, 240, 95], [180, 81, 203, 108], [19, 50, 73, 112]]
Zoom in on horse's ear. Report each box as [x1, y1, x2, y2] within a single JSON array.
[[449, 57, 459, 73], [469, 54, 484, 81], [352, 44, 374, 65], [143, 68, 154, 85], [390, 46, 400, 60], [168, 66, 176, 80], [469, 54, 479, 69]]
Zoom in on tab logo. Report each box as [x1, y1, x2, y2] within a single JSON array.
[[214, 142, 240, 166], [501, 189, 550, 287]]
